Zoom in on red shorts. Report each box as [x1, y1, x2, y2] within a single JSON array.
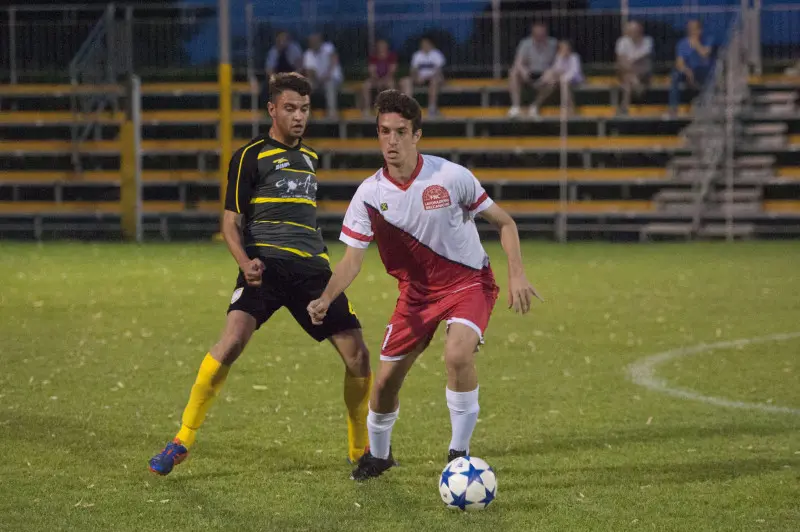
[[380, 279, 499, 361]]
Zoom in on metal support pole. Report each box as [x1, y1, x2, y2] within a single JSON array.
[[621, 0, 629, 26], [9, 8, 17, 84], [725, 40, 736, 242], [557, 80, 569, 243], [491, 0, 501, 79], [245, 2, 254, 82], [125, 6, 134, 76], [104, 4, 115, 83], [752, 0, 763, 76], [218, 0, 233, 230], [367, 0, 376, 53]]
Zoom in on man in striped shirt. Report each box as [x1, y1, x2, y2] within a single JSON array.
[[149, 73, 372, 475]]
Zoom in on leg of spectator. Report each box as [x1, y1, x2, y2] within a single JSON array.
[[361, 79, 374, 114], [325, 79, 339, 118], [400, 77, 413, 96], [508, 66, 523, 111], [428, 75, 441, 115], [668, 70, 684, 115], [533, 80, 556, 109]]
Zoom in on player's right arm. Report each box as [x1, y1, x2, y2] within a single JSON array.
[[308, 184, 374, 325], [223, 143, 265, 286]]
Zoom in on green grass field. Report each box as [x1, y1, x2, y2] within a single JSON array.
[[1, 241, 798, 531]]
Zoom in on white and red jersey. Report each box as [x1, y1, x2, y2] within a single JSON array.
[[340, 154, 496, 302]]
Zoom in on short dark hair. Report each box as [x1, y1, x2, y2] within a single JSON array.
[[375, 90, 422, 132], [269, 72, 311, 103]]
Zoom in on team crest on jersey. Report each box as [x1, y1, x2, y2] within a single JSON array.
[[422, 185, 452, 210], [380, 202, 388, 212], [302, 154, 314, 170]]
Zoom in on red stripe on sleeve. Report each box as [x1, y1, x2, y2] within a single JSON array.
[[468, 192, 489, 211], [342, 225, 373, 242]]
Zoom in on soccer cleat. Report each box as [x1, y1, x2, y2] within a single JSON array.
[[448, 449, 467, 464], [148, 438, 188, 476], [350, 450, 395, 481]]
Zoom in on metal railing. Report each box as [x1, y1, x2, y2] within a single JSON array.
[[681, 13, 750, 237], [3, 2, 799, 84]]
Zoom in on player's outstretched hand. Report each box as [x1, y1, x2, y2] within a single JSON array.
[[241, 258, 265, 287], [508, 273, 543, 314], [307, 297, 331, 326]]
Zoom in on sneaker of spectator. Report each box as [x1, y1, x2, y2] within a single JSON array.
[[615, 21, 653, 116], [303, 33, 344, 119], [669, 19, 715, 117], [265, 31, 303, 79], [529, 40, 583, 119], [507, 23, 557, 118], [362, 39, 398, 116], [400, 37, 446, 117]]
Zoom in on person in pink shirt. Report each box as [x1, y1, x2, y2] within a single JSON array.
[[362, 39, 398, 115]]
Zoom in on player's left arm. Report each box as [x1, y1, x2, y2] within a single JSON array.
[[479, 203, 543, 314]]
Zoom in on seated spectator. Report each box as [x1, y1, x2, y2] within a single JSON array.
[[362, 39, 398, 116], [508, 23, 557, 118], [265, 31, 303, 78], [615, 21, 654, 115], [303, 33, 343, 119], [669, 19, 715, 116], [400, 37, 446, 117], [530, 40, 583, 119]]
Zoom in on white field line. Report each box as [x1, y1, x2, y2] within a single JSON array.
[[627, 332, 800, 416]]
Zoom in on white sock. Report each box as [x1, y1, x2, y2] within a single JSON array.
[[446, 387, 480, 453], [367, 407, 398, 460]]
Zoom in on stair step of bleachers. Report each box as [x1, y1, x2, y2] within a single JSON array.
[[754, 92, 798, 105], [764, 200, 800, 213], [639, 223, 695, 241], [698, 223, 756, 238], [654, 189, 695, 203], [709, 188, 762, 202]]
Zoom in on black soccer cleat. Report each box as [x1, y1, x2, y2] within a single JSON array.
[[448, 449, 467, 464], [350, 450, 395, 481]]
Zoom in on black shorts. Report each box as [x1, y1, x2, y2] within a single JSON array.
[[227, 256, 361, 342]]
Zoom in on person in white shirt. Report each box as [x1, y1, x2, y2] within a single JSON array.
[[508, 23, 558, 118], [400, 37, 446, 117], [303, 33, 343, 118], [530, 40, 583, 118], [615, 21, 654, 115]]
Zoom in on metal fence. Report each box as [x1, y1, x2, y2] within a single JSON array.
[[1, 2, 799, 83]]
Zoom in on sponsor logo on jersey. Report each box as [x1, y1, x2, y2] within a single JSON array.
[[380, 202, 389, 212], [275, 162, 291, 170], [231, 287, 244, 304], [422, 185, 452, 210]]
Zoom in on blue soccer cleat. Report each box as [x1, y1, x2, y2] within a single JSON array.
[[148, 438, 188, 476]]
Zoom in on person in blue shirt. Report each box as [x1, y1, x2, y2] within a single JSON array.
[[669, 20, 715, 116]]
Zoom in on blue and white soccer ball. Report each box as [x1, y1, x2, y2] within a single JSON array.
[[439, 456, 497, 511]]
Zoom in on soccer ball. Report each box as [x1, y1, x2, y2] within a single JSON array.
[[439, 456, 497, 511]]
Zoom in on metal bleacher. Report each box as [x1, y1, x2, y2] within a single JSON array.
[[1, 69, 799, 240]]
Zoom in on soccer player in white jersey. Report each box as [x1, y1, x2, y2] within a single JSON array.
[[307, 90, 541, 480]]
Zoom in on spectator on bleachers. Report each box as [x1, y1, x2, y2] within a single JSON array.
[[529, 40, 583, 119], [303, 33, 343, 119], [401, 37, 446, 117], [615, 21, 653, 115], [669, 19, 715, 117], [508, 23, 558, 118], [361, 39, 398, 116], [265, 31, 303, 78]]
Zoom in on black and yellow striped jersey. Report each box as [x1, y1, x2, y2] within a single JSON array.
[[224, 135, 328, 265]]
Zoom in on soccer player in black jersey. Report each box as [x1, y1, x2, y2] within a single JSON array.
[[149, 73, 372, 475]]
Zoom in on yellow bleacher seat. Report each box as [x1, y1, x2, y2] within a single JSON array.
[[764, 201, 800, 213], [778, 168, 800, 180], [0, 201, 185, 214]]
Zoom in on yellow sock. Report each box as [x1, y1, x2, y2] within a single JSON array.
[[175, 353, 230, 449], [344, 371, 372, 462]]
